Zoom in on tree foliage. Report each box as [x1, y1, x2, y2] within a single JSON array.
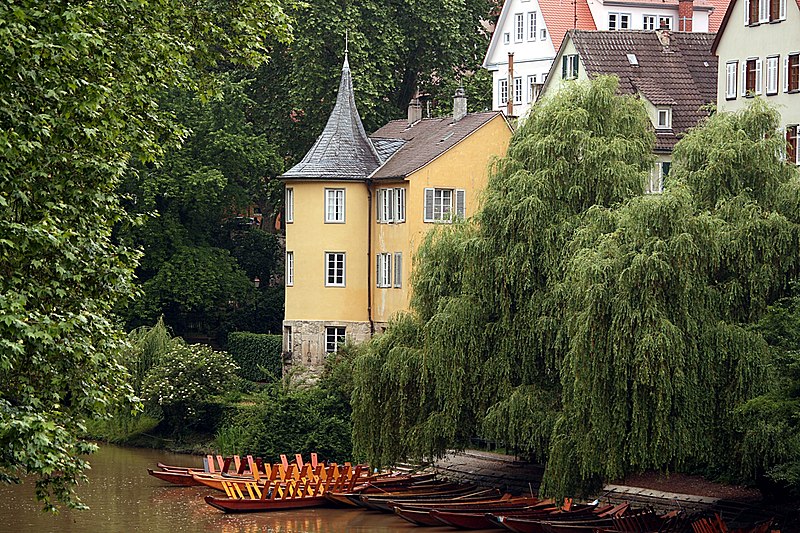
[[0, 0, 292, 509], [351, 80, 800, 497]]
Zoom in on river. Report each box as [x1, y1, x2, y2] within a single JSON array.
[[0, 444, 496, 533]]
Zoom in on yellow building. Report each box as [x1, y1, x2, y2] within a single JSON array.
[[280, 55, 512, 375]]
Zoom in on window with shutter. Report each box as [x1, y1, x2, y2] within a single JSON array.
[[424, 188, 434, 222], [769, 0, 780, 20], [755, 58, 763, 94], [748, 0, 758, 24], [394, 187, 406, 222], [787, 125, 799, 165], [726, 62, 738, 100], [455, 190, 466, 219], [766, 56, 779, 95], [376, 253, 391, 287], [393, 253, 403, 288], [759, 0, 769, 21], [745, 59, 757, 95], [788, 54, 800, 92]]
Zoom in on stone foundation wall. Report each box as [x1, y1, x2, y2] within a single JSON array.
[[282, 320, 372, 379]]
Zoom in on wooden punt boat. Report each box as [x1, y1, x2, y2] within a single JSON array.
[[425, 503, 559, 530], [493, 502, 629, 533], [366, 487, 502, 513], [324, 472, 442, 507], [205, 465, 364, 513], [394, 495, 542, 513], [147, 468, 205, 487], [356, 484, 479, 510], [394, 507, 452, 527]]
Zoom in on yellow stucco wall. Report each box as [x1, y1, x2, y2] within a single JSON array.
[[284, 180, 370, 322], [370, 114, 512, 323]]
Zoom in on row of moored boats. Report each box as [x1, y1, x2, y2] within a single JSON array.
[[147, 453, 777, 532]]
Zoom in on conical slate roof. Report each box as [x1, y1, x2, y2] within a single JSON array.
[[281, 55, 382, 180]]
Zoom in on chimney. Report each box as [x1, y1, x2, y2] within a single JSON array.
[[453, 87, 467, 122], [507, 52, 515, 117], [678, 0, 693, 31], [407, 96, 422, 126]]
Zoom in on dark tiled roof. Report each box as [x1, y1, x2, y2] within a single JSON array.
[[368, 112, 504, 180], [281, 55, 382, 181], [372, 138, 406, 162], [571, 30, 717, 152]]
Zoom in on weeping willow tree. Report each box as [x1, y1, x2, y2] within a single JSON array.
[[353, 78, 800, 495]]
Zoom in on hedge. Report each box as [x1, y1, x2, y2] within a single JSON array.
[[227, 332, 282, 382]]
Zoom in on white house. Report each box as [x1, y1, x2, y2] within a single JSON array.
[[485, 0, 729, 119], [712, 0, 800, 164]]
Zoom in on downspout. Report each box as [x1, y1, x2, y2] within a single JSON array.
[[366, 179, 374, 335]]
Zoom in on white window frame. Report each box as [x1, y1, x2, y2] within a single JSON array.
[[755, 58, 763, 95], [787, 124, 799, 165], [609, 13, 618, 30], [324, 188, 345, 223], [759, 0, 769, 23], [643, 15, 656, 30], [528, 12, 537, 41], [325, 252, 345, 287], [609, 12, 631, 30], [393, 252, 403, 288], [656, 108, 672, 130], [657, 15, 673, 29], [376, 253, 391, 288], [514, 13, 524, 42], [394, 187, 406, 223], [377, 188, 394, 223], [424, 188, 466, 223], [786, 53, 800, 92], [726, 61, 738, 100], [503, 32, 510, 45], [284, 325, 293, 354], [514, 77, 523, 104], [540, 28, 547, 40], [286, 251, 294, 286], [499, 79, 508, 105], [563, 54, 579, 80], [620, 13, 631, 28], [779, 0, 787, 19], [526, 74, 537, 103], [325, 326, 346, 353], [285, 187, 294, 223], [766, 55, 779, 96]]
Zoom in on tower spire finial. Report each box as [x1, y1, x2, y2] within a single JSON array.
[[345, 30, 349, 54]]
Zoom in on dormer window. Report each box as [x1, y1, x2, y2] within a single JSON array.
[[656, 108, 672, 130]]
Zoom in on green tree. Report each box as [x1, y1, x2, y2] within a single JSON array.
[[249, 0, 499, 163], [0, 0, 293, 509], [351, 82, 800, 497]]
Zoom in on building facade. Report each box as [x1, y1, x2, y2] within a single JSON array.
[[485, 0, 728, 120], [712, 0, 800, 164], [538, 30, 718, 192], [281, 59, 512, 377]]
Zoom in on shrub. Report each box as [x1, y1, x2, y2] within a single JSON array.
[[227, 332, 282, 382], [143, 343, 238, 431]]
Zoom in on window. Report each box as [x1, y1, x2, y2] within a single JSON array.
[[540, 28, 547, 40], [562, 54, 579, 80], [377, 187, 405, 223], [376, 253, 391, 288], [528, 12, 537, 41], [393, 253, 403, 288], [499, 79, 508, 104], [786, 53, 799, 92], [284, 325, 293, 354], [514, 13, 524, 42], [325, 188, 345, 223], [608, 13, 630, 30], [726, 61, 738, 100], [744, 58, 762, 95], [285, 188, 294, 223], [325, 326, 346, 353], [766, 56, 779, 95], [286, 251, 294, 286], [658, 16, 673, 29], [514, 77, 523, 104], [325, 252, 345, 287], [656, 108, 672, 129], [503, 32, 510, 45], [787, 125, 799, 165], [759, 0, 769, 22], [526, 74, 537, 103], [424, 188, 465, 223], [745, 0, 757, 25], [646, 161, 671, 194], [643, 15, 656, 30]]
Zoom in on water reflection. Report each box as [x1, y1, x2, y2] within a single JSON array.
[[0, 445, 492, 533]]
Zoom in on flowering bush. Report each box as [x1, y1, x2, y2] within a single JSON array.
[[142, 343, 238, 430]]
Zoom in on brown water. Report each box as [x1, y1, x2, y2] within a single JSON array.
[[0, 445, 498, 533]]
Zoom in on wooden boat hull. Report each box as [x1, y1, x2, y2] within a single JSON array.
[[394, 507, 448, 527], [204, 494, 329, 513], [147, 468, 204, 487]]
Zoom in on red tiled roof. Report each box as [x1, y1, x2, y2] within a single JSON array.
[[707, 0, 733, 32], [538, 0, 597, 51]]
